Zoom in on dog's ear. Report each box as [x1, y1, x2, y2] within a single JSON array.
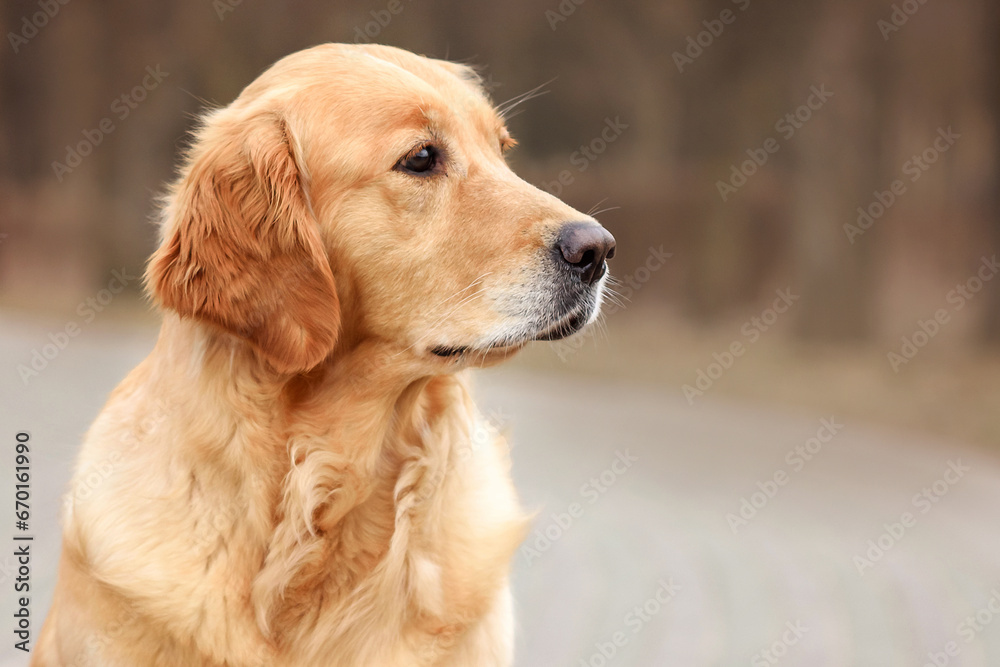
[[147, 112, 340, 374]]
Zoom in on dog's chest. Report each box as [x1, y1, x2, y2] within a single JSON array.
[[272, 411, 525, 664]]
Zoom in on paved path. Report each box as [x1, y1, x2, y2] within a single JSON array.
[[2, 313, 1000, 666]]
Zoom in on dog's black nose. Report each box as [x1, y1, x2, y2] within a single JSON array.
[[555, 222, 616, 286]]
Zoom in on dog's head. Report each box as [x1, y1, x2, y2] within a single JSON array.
[[148, 44, 615, 374]]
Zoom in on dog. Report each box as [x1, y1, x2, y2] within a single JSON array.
[[34, 43, 615, 666]]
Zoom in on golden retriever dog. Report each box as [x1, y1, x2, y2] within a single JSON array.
[[34, 43, 615, 666]]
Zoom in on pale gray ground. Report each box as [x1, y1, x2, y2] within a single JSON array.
[[2, 313, 999, 666]]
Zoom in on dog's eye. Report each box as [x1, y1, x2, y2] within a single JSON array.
[[396, 145, 439, 175]]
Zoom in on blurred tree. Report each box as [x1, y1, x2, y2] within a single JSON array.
[[983, 0, 1000, 341], [0, 0, 994, 348], [789, 1, 886, 340]]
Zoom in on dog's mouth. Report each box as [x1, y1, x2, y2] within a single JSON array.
[[428, 306, 591, 359], [530, 309, 588, 342]]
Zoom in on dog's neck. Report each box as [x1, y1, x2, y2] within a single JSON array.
[[151, 314, 467, 637], [153, 313, 443, 444]]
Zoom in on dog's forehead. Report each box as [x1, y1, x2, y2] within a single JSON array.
[[355, 49, 499, 127], [255, 44, 503, 138]]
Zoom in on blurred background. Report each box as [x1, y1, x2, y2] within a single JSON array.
[[2, 1, 1000, 665]]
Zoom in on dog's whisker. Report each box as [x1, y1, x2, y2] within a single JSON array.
[[496, 79, 556, 119], [401, 281, 492, 355], [588, 205, 621, 219], [585, 198, 609, 217], [425, 286, 488, 333], [421, 272, 493, 314], [601, 288, 627, 309], [406, 273, 492, 334], [603, 285, 630, 305]]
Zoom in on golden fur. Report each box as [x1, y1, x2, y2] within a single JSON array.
[[34, 44, 611, 666]]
